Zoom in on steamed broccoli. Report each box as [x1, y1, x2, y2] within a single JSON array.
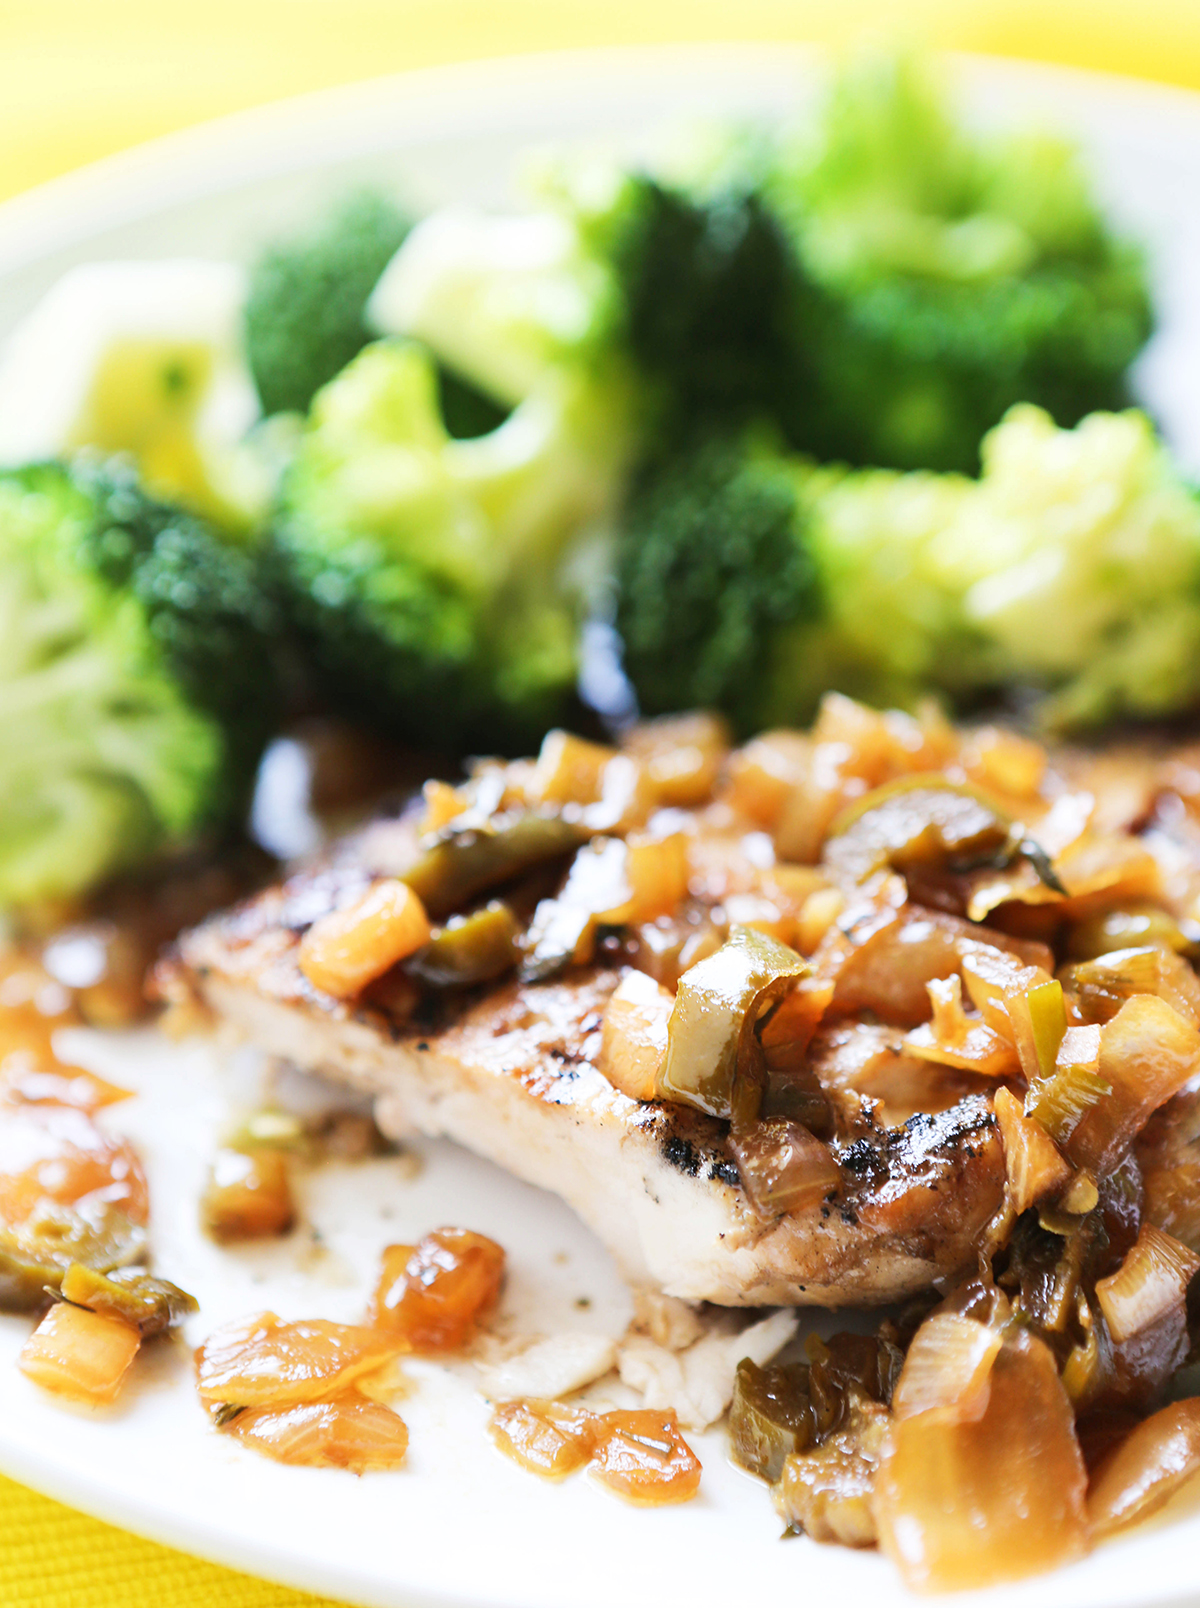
[[615, 437, 825, 732], [245, 192, 414, 417], [588, 174, 809, 444], [763, 49, 1153, 471], [923, 404, 1200, 725], [0, 458, 279, 908], [271, 338, 631, 751], [616, 407, 1200, 734], [368, 170, 805, 462]]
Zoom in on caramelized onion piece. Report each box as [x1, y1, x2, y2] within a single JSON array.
[[1063, 946, 1200, 1029], [729, 1120, 840, 1217], [590, 1409, 701, 1505], [202, 1148, 295, 1244], [906, 975, 1021, 1077], [1139, 1089, 1200, 1252], [0, 1103, 148, 1227], [529, 730, 616, 806], [890, 1312, 1004, 1424], [369, 1229, 504, 1351], [1096, 1225, 1200, 1344], [19, 1300, 140, 1405], [598, 971, 672, 1102], [1088, 1399, 1200, 1537], [1093, 1225, 1199, 1404], [1065, 996, 1200, 1174], [621, 712, 730, 808], [489, 1399, 598, 1480], [298, 880, 431, 999], [830, 908, 1051, 1031], [993, 1087, 1072, 1214], [875, 1327, 1088, 1591], [775, 1392, 889, 1547], [958, 948, 1059, 1081], [658, 927, 807, 1120], [227, 1394, 409, 1472], [196, 1313, 400, 1410]]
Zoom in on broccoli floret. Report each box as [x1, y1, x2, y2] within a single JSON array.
[[245, 191, 413, 417], [924, 404, 1200, 725], [615, 406, 1200, 734], [272, 338, 629, 751], [615, 437, 825, 734], [0, 459, 279, 908], [368, 170, 806, 462], [765, 49, 1153, 470], [597, 175, 809, 443]]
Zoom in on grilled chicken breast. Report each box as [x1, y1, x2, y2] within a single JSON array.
[[169, 832, 1005, 1308]]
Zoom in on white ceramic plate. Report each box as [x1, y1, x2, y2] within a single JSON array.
[[4, 44, 1200, 1608]]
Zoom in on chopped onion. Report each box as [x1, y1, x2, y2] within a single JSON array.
[[1096, 1225, 1200, 1345], [906, 974, 1021, 1076], [729, 1120, 840, 1216], [875, 1327, 1088, 1592], [620, 712, 730, 809], [831, 907, 1051, 1031], [227, 1394, 409, 1472], [1088, 1399, 1200, 1537], [891, 1311, 1004, 1424], [1066, 996, 1200, 1174], [598, 972, 672, 1102], [959, 948, 1058, 1080], [195, 1312, 400, 1410], [19, 1300, 140, 1405], [993, 1087, 1072, 1215], [528, 729, 616, 806]]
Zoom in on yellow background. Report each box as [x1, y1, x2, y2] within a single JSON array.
[[1, 1, 1199, 1603]]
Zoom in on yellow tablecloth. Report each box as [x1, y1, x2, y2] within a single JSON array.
[[2, 2, 1200, 1603]]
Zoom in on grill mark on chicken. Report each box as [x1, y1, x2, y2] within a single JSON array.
[[170, 856, 1006, 1307]]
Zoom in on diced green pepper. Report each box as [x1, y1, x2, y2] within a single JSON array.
[[826, 775, 1062, 892], [59, 1263, 198, 1337], [401, 812, 586, 918], [0, 1203, 148, 1312], [520, 838, 633, 982], [410, 901, 523, 986], [658, 926, 807, 1120], [729, 1358, 815, 1483]]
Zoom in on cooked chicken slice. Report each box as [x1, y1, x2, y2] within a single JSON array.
[[169, 862, 1005, 1308]]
